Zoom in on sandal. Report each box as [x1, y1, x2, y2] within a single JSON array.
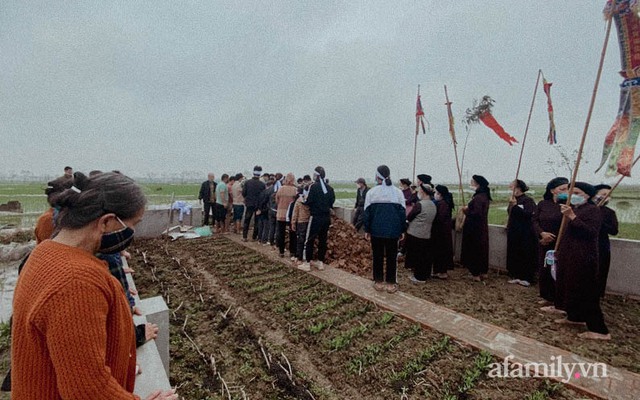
[[578, 331, 611, 340], [554, 318, 586, 326], [385, 283, 398, 293], [373, 282, 385, 292]]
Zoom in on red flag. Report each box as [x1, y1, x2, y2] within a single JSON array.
[[543, 78, 557, 144], [416, 94, 426, 135], [478, 112, 519, 146]]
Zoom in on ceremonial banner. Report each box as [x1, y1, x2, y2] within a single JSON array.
[[464, 96, 518, 146], [543, 77, 558, 144], [597, 0, 640, 176], [416, 94, 427, 135]]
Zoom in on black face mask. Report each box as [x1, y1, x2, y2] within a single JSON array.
[[98, 217, 135, 254]]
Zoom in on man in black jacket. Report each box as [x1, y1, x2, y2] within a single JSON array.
[[300, 166, 335, 271], [242, 165, 266, 241], [198, 173, 217, 226]]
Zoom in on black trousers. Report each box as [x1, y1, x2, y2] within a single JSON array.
[[566, 293, 609, 334], [405, 234, 432, 280], [203, 202, 214, 225], [296, 222, 309, 260], [242, 206, 259, 240], [371, 236, 398, 284], [304, 215, 330, 262]]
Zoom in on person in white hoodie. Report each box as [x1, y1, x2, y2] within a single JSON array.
[[363, 165, 406, 293]]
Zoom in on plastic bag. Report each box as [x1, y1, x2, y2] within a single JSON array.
[[545, 249, 557, 281]]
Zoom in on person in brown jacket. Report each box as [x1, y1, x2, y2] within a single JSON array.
[[275, 173, 297, 257], [290, 187, 311, 264]]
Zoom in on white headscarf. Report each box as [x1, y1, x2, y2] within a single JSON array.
[[313, 169, 328, 194]]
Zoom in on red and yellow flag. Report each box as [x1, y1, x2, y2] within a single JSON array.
[[416, 94, 426, 135]]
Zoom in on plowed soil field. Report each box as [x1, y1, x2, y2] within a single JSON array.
[[130, 236, 599, 400]]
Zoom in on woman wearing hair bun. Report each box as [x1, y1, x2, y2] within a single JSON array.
[[506, 179, 537, 287], [534, 177, 569, 308], [33, 175, 74, 243], [363, 165, 407, 293], [405, 184, 437, 283], [461, 175, 491, 282], [12, 172, 178, 399], [432, 184, 455, 278]]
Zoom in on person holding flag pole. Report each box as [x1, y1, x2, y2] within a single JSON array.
[[546, 7, 614, 340]]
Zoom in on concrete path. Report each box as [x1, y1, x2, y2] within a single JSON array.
[[226, 234, 640, 400]]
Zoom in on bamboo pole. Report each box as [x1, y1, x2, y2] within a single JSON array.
[[511, 69, 542, 197], [598, 154, 640, 206], [444, 85, 465, 205], [413, 85, 420, 181], [555, 17, 613, 250]]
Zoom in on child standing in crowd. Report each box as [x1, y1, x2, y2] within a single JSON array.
[[291, 187, 311, 263], [363, 165, 406, 293]]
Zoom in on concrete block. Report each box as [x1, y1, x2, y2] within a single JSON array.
[[136, 296, 170, 377], [133, 339, 172, 398]]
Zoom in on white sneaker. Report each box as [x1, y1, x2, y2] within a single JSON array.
[[315, 261, 325, 271], [508, 279, 520, 284], [409, 275, 426, 284], [290, 256, 297, 261], [518, 280, 531, 287], [298, 262, 311, 272]]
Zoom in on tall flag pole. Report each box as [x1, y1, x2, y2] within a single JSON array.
[[542, 72, 558, 144], [512, 69, 543, 201], [554, 12, 613, 251], [413, 85, 426, 180], [596, 0, 640, 177], [444, 85, 465, 205]]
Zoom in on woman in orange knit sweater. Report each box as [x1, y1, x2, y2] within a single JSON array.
[[11, 172, 177, 400]]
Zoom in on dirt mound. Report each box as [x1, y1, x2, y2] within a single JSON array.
[[325, 217, 371, 276]]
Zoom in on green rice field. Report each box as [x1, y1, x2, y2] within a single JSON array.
[[1, 181, 639, 240]]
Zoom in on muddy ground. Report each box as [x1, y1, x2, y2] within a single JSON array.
[[131, 236, 600, 399]]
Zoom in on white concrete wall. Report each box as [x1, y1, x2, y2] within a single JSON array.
[[332, 207, 640, 298]]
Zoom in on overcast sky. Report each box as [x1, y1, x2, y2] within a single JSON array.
[[1, 1, 636, 185]]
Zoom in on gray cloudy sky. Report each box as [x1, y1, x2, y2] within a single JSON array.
[[1, 1, 636, 185]]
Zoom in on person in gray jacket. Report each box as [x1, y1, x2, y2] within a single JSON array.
[[406, 183, 437, 283]]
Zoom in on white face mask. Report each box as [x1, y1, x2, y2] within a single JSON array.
[[570, 195, 586, 206]]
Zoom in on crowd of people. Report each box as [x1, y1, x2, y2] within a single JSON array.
[[8, 162, 619, 397], [198, 165, 336, 272], [355, 166, 616, 341], [197, 164, 617, 341]]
